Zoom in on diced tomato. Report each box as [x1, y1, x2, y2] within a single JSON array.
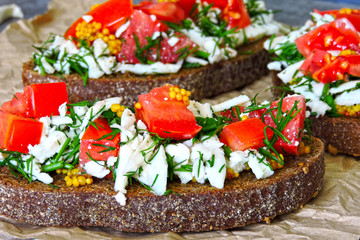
[[263, 95, 306, 155], [219, 118, 273, 151], [175, 0, 196, 17], [136, 85, 201, 140], [314, 8, 360, 31], [202, 0, 251, 29], [1, 82, 68, 118], [0, 111, 43, 153], [64, 0, 133, 38], [295, 18, 360, 57], [299, 49, 329, 75], [299, 49, 360, 83], [79, 117, 120, 178], [158, 34, 198, 63], [134, 1, 186, 24], [117, 10, 197, 64]]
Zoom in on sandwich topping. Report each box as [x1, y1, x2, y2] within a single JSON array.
[[0, 83, 308, 205], [32, 0, 284, 84], [265, 8, 360, 117]]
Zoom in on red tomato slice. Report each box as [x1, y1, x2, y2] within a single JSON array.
[[175, 0, 196, 17], [202, 0, 251, 29], [314, 9, 360, 31], [223, 0, 251, 29], [263, 95, 306, 155], [0, 111, 43, 153], [300, 49, 360, 83], [219, 118, 273, 151], [134, 1, 186, 24], [116, 10, 166, 64], [1, 82, 68, 118], [136, 85, 201, 140], [295, 18, 360, 57], [79, 117, 120, 178], [64, 0, 133, 38], [117, 10, 196, 64]]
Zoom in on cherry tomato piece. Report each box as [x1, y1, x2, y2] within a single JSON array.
[[136, 85, 201, 140], [0, 111, 43, 153], [219, 118, 273, 151]]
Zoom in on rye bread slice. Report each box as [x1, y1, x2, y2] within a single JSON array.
[[22, 39, 269, 106], [0, 137, 324, 233], [271, 70, 360, 156]]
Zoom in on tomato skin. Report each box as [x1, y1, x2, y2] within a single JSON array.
[[79, 117, 120, 178], [134, 1, 186, 23], [175, 0, 196, 16], [314, 9, 360, 31], [117, 10, 196, 64], [136, 85, 201, 140], [263, 95, 306, 155], [295, 18, 360, 57], [219, 118, 273, 151], [64, 0, 134, 38], [299, 49, 360, 83], [1, 82, 68, 118], [0, 111, 43, 154], [202, 0, 251, 29]]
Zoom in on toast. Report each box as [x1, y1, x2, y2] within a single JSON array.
[[266, 10, 360, 156], [21, 0, 284, 106], [22, 38, 269, 106], [272, 72, 360, 156], [0, 137, 324, 233]]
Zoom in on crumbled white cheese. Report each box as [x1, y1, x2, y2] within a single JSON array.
[[247, 150, 274, 179], [137, 145, 168, 195], [51, 116, 73, 126], [58, 102, 67, 117], [211, 95, 250, 112], [187, 101, 213, 118], [277, 60, 305, 83], [165, 143, 192, 184], [82, 15, 93, 23], [185, 56, 208, 66], [335, 89, 360, 106], [229, 150, 250, 173], [28, 130, 67, 164], [115, 20, 130, 38], [115, 60, 183, 75], [84, 161, 110, 178], [329, 80, 360, 94], [167, 36, 179, 47]]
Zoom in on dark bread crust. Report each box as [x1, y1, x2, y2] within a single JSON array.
[[271, 70, 360, 156], [22, 39, 269, 106], [0, 137, 324, 233]]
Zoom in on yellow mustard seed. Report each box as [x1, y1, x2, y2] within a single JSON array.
[[72, 177, 80, 188], [116, 111, 123, 118], [78, 176, 87, 186], [169, 91, 176, 99], [111, 103, 121, 113], [180, 88, 186, 95], [241, 115, 248, 121], [56, 169, 62, 174], [65, 178, 73, 187], [102, 28, 110, 35], [135, 102, 141, 109], [174, 87, 180, 93], [62, 169, 68, 174], [186, 90, 191, 96], [64, 175, 71, 181], [86, 177, 94, 185], [176, 93, 183, 101]]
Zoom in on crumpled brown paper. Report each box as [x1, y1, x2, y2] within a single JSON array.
[[0, 0, 360, 239]]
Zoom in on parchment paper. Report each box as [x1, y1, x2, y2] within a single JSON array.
[[0, 0, 359, 239]]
